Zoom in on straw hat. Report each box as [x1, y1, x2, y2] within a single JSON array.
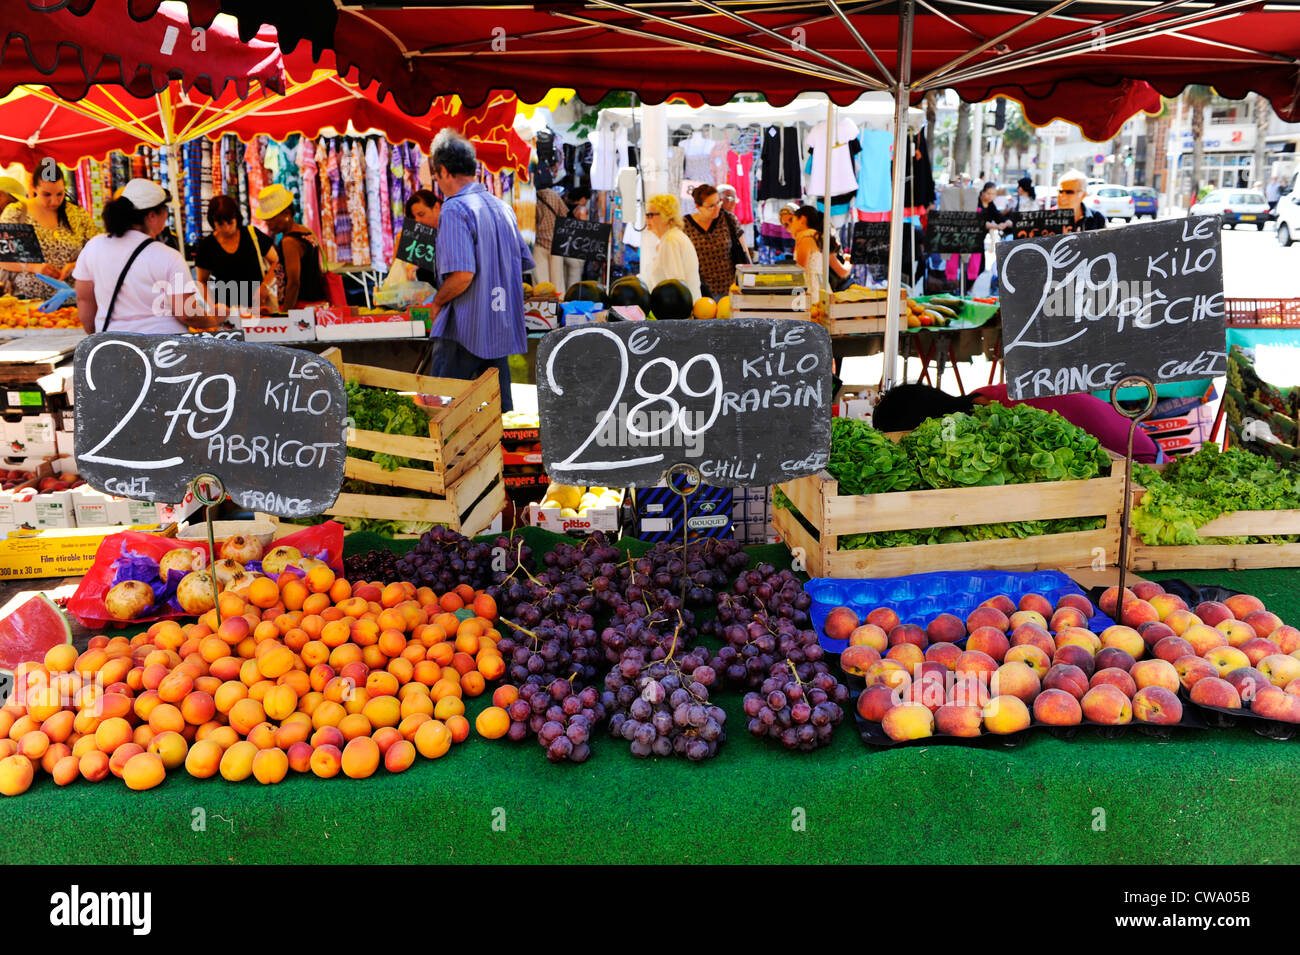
[[253, 183, 294, 220]]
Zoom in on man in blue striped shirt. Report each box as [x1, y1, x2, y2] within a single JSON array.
[[427, 129, 533, 412]]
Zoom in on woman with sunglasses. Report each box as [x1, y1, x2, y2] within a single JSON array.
[[642, 193, 701, 301], [195, 194, 279, 314]]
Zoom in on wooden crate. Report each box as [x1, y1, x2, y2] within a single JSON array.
[[773, 460, 1125, 578], [822, 299, 900, 337], [1127, 474, 1300, 570]]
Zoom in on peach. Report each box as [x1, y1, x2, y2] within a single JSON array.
[[903, 678, 945, 713], [1049, 607, 1088, 632], [1224, 667, 1270, 704], [1244, 610, 1285, 640], [990, 662, 1040, 704], [1183, 624, 1229, 657], [865, 607, 900, 632], [1100, 626, 1145, 660], [980, 595, 1017, 617], [966, 606, 1009, 634], [1081, 684, 1132, 724], [1017, 593, 1055, 619], [1138, 621, 1176, 648], [1008, 610, 1048, 632], [925, 613, 966, 644], [184, 739, 222, 778], [219, 740, 257, 781], [1287, 679, 1300, 699], [1224, 594, 1266, 619], [108, 743, 145, 778], [1154, 635, 1196, 665], [147, 731, 188, 770], [839, 645, 881, 677], [880, 702, 934, 741], [1090, 667, 1137, 698], [923, 642, 963, 671], [865, 660, 911, 693], [1120, 599, 1160, 629], [947, 674, 991, 708], [286, 741, 314, 773], [1099, 586, 1138, 617], [1056, 593, 1095, 617], [1010, 623, 1055, 658], [1217, 619, 1258, 648], [1005, 644, 1051, 680], [1130, 658, 1180, 694], [52, 755, 79, 786], [94, 717, 133, 755], [384, 739, 416, 773], [967, 626, 1010, 663], [1163, 609, 1202, 636], [309, 743, 343, 777], [1131, 580, 1165, 601], [823, 606, 860, 642], [1250, 685, 1300, 723], [1190, 677, 1242, 709], [885, 643, 924, 670], [1095, 647, 1137, 673], [0, 754, 35, 795], [1257, 653, 1300, 688], [1056, 627, 1101, 654], [1132, 686, 1182, 724], [1053, 644, 1095, 676], [414, 719, 452, 758], [1194, 601, 1234, 627], [954, 650, 998, 683], [981, 695, 1031, 734], [1042, 663, 1090, 700], [1268, 625, 1300, 655], [933, 703, 982, 738], [252, 747, 289, 784], [847, 624, 887, 652], [1148, 593, 1188, 621], [1174, 655, 1220, 692], [856, 684, 900, 722], [1033, 688, 1083, 725], [79, 749, 111, 782], [1205, 645, 1251, 677], [122, 752, 166, 790], [887, 624, 928, 650]]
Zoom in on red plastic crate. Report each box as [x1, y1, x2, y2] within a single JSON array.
[[1225, 298, 1300, 327]]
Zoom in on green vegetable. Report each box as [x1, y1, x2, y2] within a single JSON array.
[[345, 380, 431, 471], [1132, 445, 1300, 545], [826, 417, 921, 495]]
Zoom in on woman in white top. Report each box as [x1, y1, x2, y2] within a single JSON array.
[[73, 179, 214, 335], [641, 193, 701, 301]]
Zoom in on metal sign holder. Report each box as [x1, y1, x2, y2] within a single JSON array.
[[1107, 376, 1157, 602], [665, 462, 702, 606], [190, 472, 226, 627]]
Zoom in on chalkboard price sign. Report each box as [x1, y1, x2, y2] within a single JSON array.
[[925, 210, 986, 253], [995, 215, 1226, 400], [1008, 208, 1075, 241], [396, 220, 437, 267], [73, 334, 347, 517], [537, 319, 832, 487], [850, 221, 890, 265], [551, 217, 611, 262], [0, 223, 43, 264]]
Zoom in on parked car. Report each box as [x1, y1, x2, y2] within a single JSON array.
[[1190, 189, 1273, 229], [1129, 186, 1159, 219], [1083, 184, 1134, 222], [1275, 173, 1300, 246]]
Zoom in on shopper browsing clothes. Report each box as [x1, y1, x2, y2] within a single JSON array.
[[717, 184, 752, 265], [641, 193, 702, 301], [72, 179, 215, 334], [681, 183, 740, 299], [254, 183, 329, 311], [1056, 170, 1107, 230], [195, 195, 279, 314], [426, 129, 532, 413], [0, 169, 99, 297]]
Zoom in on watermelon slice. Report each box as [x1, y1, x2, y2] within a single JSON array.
[[0, 594, 73, 676]]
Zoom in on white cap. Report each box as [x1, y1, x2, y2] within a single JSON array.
[[119, 178, 170, 209]]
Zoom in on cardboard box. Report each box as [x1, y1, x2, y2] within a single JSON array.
[[55, 429, 73, 458], [528, 489, 624, 534], [241, 307, 317, 343], [313, 306, 423, 340], [503, 448, 543, 467], [632, 479, 733, 542], [524, 300, 560, 332], [0, 525, 160, 580], [4, 414, 57, 456], [0, 457, 55, 481]]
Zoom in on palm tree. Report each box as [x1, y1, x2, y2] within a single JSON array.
[[1185, 85, 1214, 203], [953, 100, 971, 178], [1002, 111, 1033, 178], [1253, 93, 1272, 189], [1143, 97, 1170, 188]]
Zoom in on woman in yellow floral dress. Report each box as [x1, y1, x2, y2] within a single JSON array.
[[0, 174, 99, 299]]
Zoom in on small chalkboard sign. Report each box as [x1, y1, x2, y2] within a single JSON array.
[[396, 220, 437, 268], [850, 221, 890, 265], [537, 318, 832, 487], [925, 210, 986, 254], [73, 334, 347, 517], [551, 217, 611, 262], [995, 215, 1226, 400], [0, 223, 43, 264], [1008, 208, 1075, 241]]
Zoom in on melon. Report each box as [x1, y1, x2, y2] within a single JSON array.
[[0, 594, 72, 679], [608, 275, 650, 312], [649, 279, 693, 320], [564, 281, 608, 306]]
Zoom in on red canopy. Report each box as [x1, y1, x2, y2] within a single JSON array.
[[76, 1, 1300, 141], [2, 0, 283, 100]]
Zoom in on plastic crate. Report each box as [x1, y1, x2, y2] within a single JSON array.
[[1225, 298, 1300, 327]]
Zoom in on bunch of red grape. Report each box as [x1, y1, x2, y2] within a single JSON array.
[[708, 565, 821, 690], [604, 648, 725, 761], [743, 662, 847, 751], [504, 678, 605, 763]]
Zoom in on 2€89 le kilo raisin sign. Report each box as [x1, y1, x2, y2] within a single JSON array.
[[537, 319, 833, 488], [72, 334, 347, 518]]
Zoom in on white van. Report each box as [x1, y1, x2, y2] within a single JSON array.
[[1276, 171, 1300, 246]]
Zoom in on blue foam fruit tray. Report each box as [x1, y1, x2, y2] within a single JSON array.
[[805, 570, 1115, 653]]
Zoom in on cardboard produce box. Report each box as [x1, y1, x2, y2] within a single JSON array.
[[4, 413, 57, 457], [632, 479, 733, 543], [0, 525, 160, 580], [314, 306, 423, 340], [242, 307, 317, 343]]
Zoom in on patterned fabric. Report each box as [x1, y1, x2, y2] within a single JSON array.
[[534, 188, 566, 251], [347, 141, 371, 267], [329, 141, 350, 265], [710, 140, 730, 187], [681, 213, 734, 299], [0, 201, 99, 299], [364, 139, 386, 268], [314, 139, 337, 265], [298, 137, 320, 238], [376, 139, 394, 266]]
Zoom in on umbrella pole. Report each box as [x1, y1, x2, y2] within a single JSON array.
[[822, 96, 833, 304], [167, 146, 186, 260], [883, 0, 915, 389]]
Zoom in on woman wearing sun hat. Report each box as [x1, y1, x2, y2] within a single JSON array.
[[72, 178, 215, 334], [253, 183, 327, 311]]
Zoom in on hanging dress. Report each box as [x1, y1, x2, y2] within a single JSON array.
[[315, 139, 337, 265], [364, 138, 386, 268], [347, 140, 371, 267]]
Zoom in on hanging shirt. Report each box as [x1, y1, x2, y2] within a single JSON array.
[[807, 117, 861, 198], [683, 133, 714, 182], [315, 139, 337, 265], [726, 150, 755, 224], [298, 137, 320, 238], [710, 140, 730, 187], [376, 140, 394, 266], [347, 141, 371, 267], [365, 139, 386, 268], [433, 182, 534, 360], [856, 128, 894, 214], [757, 125, 802, 201]]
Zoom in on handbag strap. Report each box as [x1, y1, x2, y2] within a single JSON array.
[[102, 235, 155, 332], [249, 225, 265, 279]]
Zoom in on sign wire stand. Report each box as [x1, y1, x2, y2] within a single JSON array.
[[665, 462, 702, 607], [191, 473, 226, 627], [1108, 376, 1157, 602]]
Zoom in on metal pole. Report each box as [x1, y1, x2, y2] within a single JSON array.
[[882, 0, 914, 389], [822, 96, 834, 304], [166, 146, 186, 260]]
